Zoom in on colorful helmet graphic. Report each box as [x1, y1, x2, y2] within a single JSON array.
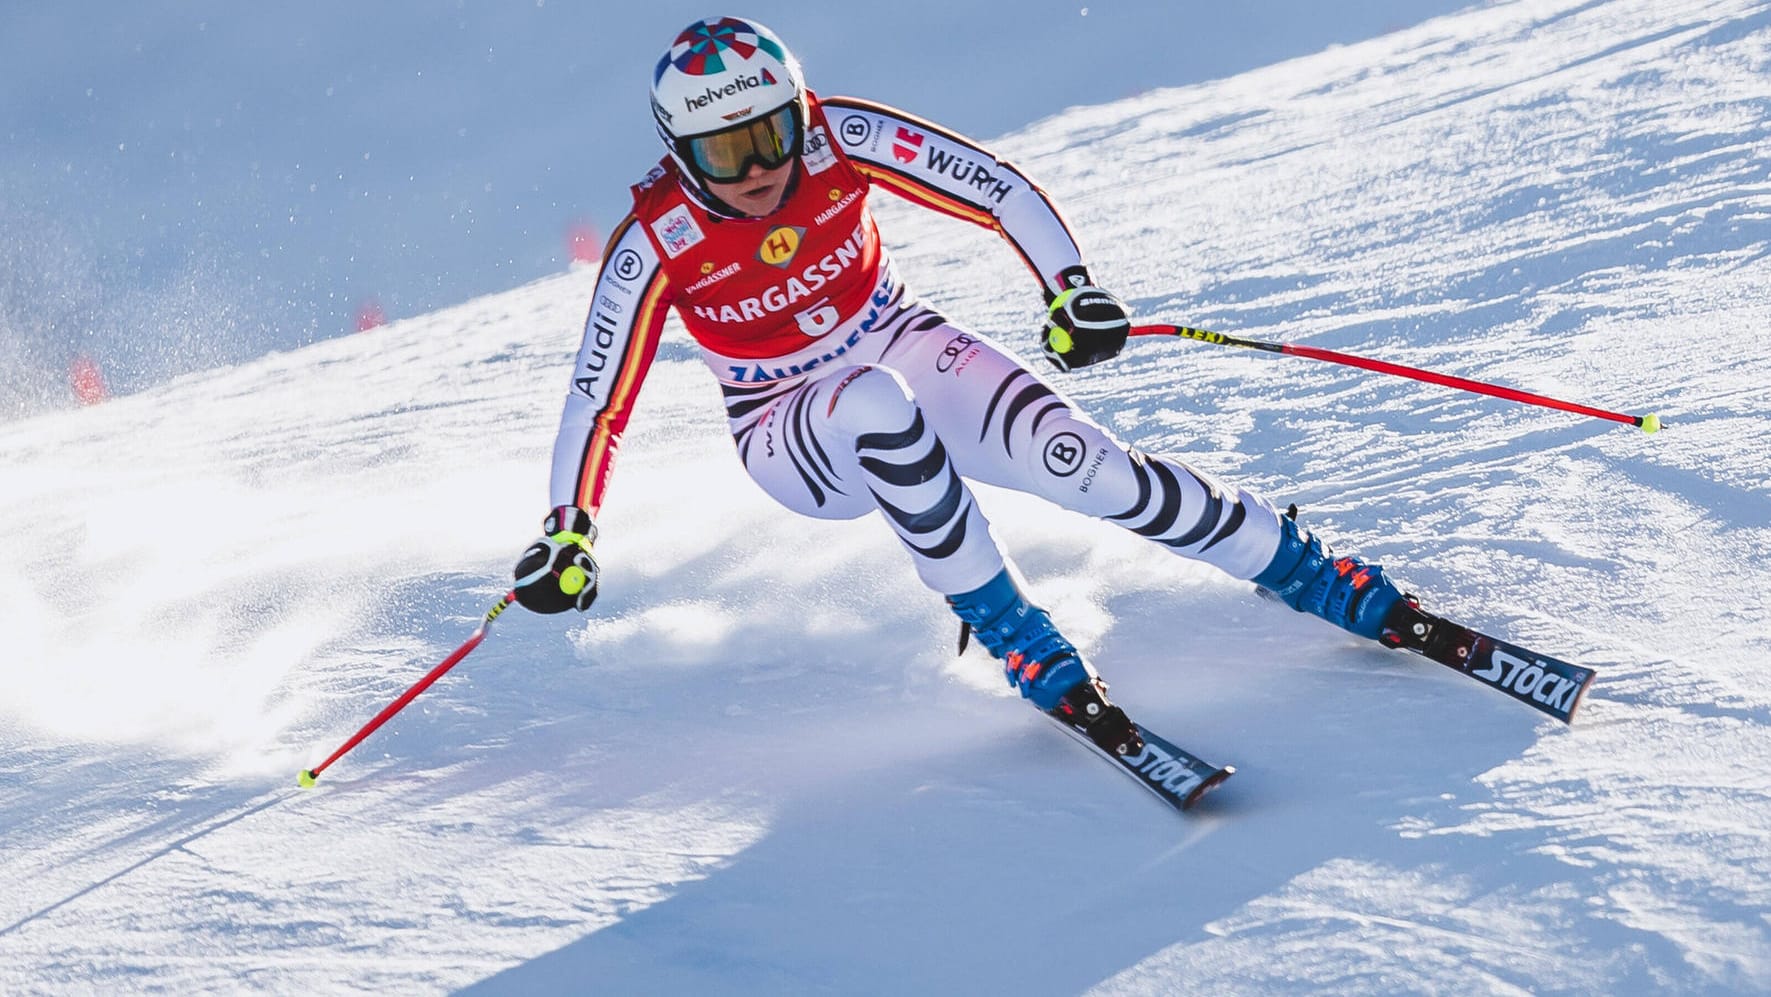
[[651, 17, 807, 212]]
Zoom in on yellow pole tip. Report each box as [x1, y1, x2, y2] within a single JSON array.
[[1640, 413, 1661, 434], [298, 769, 318, 789]]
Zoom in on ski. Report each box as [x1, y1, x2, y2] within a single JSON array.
[[1379, 601, 1596, 724], [1047, 715, 1234, 813]]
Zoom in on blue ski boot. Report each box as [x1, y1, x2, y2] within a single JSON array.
[[948, 568, 1142, 755], [1251, 511, 1406, 639]]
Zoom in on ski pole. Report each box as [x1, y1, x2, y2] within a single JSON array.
[[298, 591, 517, 788], [1130, 323, 1661, 433]]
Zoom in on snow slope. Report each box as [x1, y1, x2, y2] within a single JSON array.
[[4, 0, 1770, 992]]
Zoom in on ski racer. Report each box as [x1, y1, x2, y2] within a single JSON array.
[[512, 16, 1408, 756]]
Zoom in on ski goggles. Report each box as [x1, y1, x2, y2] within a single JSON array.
[[681, 103, 802, 184]]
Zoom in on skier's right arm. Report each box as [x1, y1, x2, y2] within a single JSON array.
[[515, 216, 674, 614]]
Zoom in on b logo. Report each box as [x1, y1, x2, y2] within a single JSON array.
[[757, 226, 804, 268], [839, 115, 870, 147], [1043, 432, 1086, 477], [611, 249, 644, 282]]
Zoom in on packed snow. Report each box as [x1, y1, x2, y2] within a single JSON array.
[[3, 0, 1770, 993]]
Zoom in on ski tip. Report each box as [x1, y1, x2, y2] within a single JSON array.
[[1562, 671, 1599, 725], [298, 769, 318, 789], [1182, 765, 1236, 810]]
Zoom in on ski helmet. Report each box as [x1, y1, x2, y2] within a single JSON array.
[[651, 17, 807, 214]]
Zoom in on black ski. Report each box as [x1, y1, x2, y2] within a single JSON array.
[[1047, 715, 1234, 812], [1380, 602, 1596, 724]]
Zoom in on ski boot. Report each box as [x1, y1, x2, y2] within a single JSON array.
[[1250, 509, 1406, 640], [948, 568, 1143, 756]]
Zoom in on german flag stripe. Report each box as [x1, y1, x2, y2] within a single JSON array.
[[574, 267, 671, 514], [855, 161, 1045, 284], [854, 160, 998, 229]]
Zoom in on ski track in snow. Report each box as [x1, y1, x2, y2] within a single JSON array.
[[4, 0, 1771, 993]]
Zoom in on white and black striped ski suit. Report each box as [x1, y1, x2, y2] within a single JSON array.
[[726, 294, 1283, 597]]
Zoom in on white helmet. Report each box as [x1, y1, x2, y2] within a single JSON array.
[[650, 17, 807, 213]]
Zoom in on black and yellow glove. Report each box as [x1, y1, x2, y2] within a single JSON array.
[[513, 505, 600, 614], [1041, 266, 1131, 372]]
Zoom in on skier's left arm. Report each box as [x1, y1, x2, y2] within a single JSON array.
[[821, 95, 1129, 371]]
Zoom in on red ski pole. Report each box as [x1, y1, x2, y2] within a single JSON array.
[[298, 592, 517, 788], [1130, 323, 1661, 433]]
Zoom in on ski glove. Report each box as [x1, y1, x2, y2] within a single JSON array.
[[513, 505, 600, 614], [1041, 267, 1130, 372]]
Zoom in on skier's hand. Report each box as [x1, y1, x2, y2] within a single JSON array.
[[1041, 268, 1130, 372], [513, 505, 600, 614]]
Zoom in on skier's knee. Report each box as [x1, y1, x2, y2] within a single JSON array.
[[822, 365, 920, 441]]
